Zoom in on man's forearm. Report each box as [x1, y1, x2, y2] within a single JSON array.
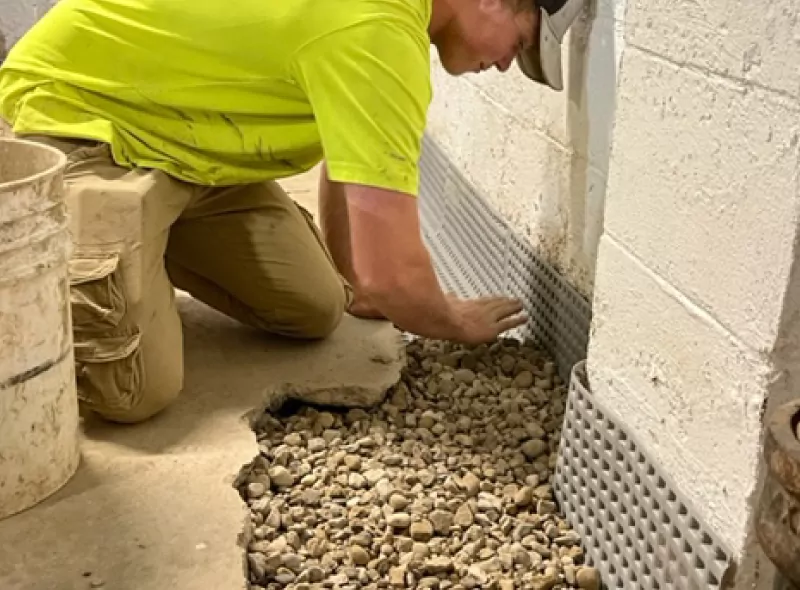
[[360, 246, 463, 341], [318, 162, 356, 285], [343, 182, 466, 340], [318, 163, 385, 318]]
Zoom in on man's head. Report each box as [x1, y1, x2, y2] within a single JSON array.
[[430, 0, 585, 91]]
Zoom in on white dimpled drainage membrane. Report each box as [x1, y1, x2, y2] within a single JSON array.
[[417, 133, 734, 589], [556, 363, 734, 589], [418, 136, 591, 384]]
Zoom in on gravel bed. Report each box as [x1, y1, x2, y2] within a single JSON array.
[[239, 337, 600, 590]]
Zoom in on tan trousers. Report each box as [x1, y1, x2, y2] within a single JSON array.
[[25, 135, 351, 423]]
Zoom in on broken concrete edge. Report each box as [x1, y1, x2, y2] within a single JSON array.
[[231, 347, 407, 589], [235, 394, 295, 589]]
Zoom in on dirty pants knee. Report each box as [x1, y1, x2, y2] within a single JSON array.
[[26, 136, 191, 423], [21, 134, 350, 423]]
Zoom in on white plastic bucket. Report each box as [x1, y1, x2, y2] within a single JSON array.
[[0, 137, 79, 519]]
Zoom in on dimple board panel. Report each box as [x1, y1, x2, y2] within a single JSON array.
[[418, 132, 734, 589], [440, 167, 510, 298], [554, 361, 735, 589], [504, 230, 592, 384], [417, 133, 592, 383], [418, 138, 448, 238]]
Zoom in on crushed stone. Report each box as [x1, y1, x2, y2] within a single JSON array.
[[238, 337, 599, 589]]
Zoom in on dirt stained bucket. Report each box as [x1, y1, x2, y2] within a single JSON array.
[[0, 137, 80, 519]]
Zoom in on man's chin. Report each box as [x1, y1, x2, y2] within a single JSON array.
[[439, 59, 469, 77]]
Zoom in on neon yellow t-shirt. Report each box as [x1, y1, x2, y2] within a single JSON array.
[[0, 0, 432, 194]]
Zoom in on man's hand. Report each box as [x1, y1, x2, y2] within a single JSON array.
[[348, 291, 527, 342], [446, 294, 526, 344], [340, 181, 526, 343]]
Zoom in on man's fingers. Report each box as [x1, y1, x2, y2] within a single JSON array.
[[486, 297, 524, 319], [497, 313, 528, 333], [474, 295, 516, 308]]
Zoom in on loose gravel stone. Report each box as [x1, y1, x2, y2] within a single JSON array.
[[410, 519, 434, 542], [239, 337, 590, 588], [348, 545, 370, 566], [307, 437, 327, 452], [247, 481, 266, 499], [268, 466, 294, 488], [514, 485, 534, 507], [429, 509, 454, 534], [577, 566, 601, 589], [459, 472, 481, 497], [389, 493, 410, 510], [522, 439, 548, 460], [388, 513, 412, 528], [454, 503, 474, 527]]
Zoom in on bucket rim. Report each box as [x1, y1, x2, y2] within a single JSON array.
[[0, 137, 67, 191]]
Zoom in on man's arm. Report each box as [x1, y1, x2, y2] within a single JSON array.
[[318, 162, 353, 282], [318, 162, 385, 319], [343, 182, 525, 343], [292, 22, 525, 341]]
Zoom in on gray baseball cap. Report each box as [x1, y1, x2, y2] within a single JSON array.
[[517, 0, 586, 91]]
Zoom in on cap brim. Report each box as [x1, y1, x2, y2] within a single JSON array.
[[517, 8, 564, 91]]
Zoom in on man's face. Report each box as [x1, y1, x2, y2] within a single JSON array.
[[433, 0, 538, 75]]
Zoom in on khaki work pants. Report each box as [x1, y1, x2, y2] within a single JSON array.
[[25, 135, 351, 423]]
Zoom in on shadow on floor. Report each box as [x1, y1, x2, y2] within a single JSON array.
[[79, 295, 335, 455]]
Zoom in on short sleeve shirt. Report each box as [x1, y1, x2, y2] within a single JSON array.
[[0, 0, 433, 195]]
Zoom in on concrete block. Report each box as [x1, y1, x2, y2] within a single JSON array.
[[465, 64, 570, 149], [586, 234, 771, 552], [455, 9, 622, 165], [427, 67, 602, 295], [501, 120, 591, 290], [427, 67, 511, 206], [604, 45, 800, 351], [427, 5, 623, 297], [625, 0, 800, 98]]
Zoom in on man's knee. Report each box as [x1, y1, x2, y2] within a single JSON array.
[[73, 279, 185, 424], [253, 284, 347, 340], [297, 290, 346, 339], [76, 334, 184, 424], [97, 382, 182, 424]]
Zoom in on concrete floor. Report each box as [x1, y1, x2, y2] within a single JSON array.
[[0, 168, 406, 590]]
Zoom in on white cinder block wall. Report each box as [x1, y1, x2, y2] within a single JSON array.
[[426, 0, 626, 297], [588, 0, 800, 580], [427, 0, 800, 585]]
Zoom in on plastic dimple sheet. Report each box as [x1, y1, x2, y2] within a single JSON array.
[[418, 132, 735, 589], [554, 362, 734, 589], [441, 170, 510, 299], [417, 134, 591, 383], [418, 139, 448, 238], [504, 230, 592, 384]]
